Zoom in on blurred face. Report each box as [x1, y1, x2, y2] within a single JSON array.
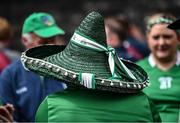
[[105, 26, 121, 48], [147, 23, 179, 62], [32, 35, 56, 46], [22, 33, 56, 49]]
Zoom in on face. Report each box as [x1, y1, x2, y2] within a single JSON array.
[[23, 33, 56, 49], [147, 23, 179, 61], [105, 26, 121, 48], [33, 36, 56, 46]]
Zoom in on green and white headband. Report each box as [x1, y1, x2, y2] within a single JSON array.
[[147, 17, 174, 31]]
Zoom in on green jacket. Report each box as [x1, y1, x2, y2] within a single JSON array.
[[36, 89, 161, 122]]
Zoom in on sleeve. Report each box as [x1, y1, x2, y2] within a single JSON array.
[[148, 98, 162, 122], [0, 68, 15, 105], [0, 67, 18, 119], [35, 97, 48, 122]]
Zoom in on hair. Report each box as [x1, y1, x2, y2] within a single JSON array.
[[105, 15, 129, 41], [0, 17, 12, 41], [145, 12, 177, 33]]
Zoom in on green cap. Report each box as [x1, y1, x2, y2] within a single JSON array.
[[22, 12, 65, 38]]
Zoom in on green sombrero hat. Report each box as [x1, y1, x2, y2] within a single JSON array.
[[21, 11, 149, 93]]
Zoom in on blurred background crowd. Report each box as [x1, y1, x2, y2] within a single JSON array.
[[0, 0, 180, 52]]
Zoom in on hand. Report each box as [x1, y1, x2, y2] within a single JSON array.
[[0, 103, 14, 123]]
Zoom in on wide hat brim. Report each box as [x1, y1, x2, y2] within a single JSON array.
[[21, 44, 149, 93], [34, 25, 65, 38], [167, 18, 180, 29]]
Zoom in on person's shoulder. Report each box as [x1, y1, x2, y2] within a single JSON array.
[[136, 57, 148, 65], [138, 91, 149, 98], [6, 59, 21, 68], [131, 91, 154, 108], [40, 90, 67, 106], [1, 59, 23, 75], [129, 91, 149, 99], [136, 57, 151, 69], [48, 90, 68, 98]]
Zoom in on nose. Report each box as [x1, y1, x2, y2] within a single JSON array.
[[158, 37, 166, 45]]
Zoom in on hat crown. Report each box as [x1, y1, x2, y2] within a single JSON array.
[[76, 11, 107, 47], [22, 12, 56, 34], [42, 12, 112, 78]]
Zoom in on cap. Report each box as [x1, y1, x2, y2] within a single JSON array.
[[22, 12, 65, 38]]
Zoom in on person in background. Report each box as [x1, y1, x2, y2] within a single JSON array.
[[128, 22, 146, 43], [0, 12, 66, 122], [105, 15, 150, 62], [0, 17, 20, 73], [138, 12, 180, 122], [21, 11, 161, 122]]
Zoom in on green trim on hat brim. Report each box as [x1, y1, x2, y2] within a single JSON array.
[[34, 25, 65, 38], [21, 45, 150, 93]]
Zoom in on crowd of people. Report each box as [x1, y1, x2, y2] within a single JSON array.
[[0, 10, 180, 122]]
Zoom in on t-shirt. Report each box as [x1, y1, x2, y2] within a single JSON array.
[[138, 54, 180, 122], [36, 89, 161, 122]]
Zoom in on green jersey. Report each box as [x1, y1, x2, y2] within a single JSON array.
[[138, 54, 180, 122], [35, 89, 160, 122]]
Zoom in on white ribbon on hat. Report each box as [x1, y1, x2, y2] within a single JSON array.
[[71, 32, 136, 83], [78, 73, 96, 89]]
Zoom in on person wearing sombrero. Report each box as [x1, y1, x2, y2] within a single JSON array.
[[21, 11, 161, 122]]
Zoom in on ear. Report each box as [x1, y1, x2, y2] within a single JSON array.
[[21, 36, 30, 48], [21, 33, 34, 48]]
